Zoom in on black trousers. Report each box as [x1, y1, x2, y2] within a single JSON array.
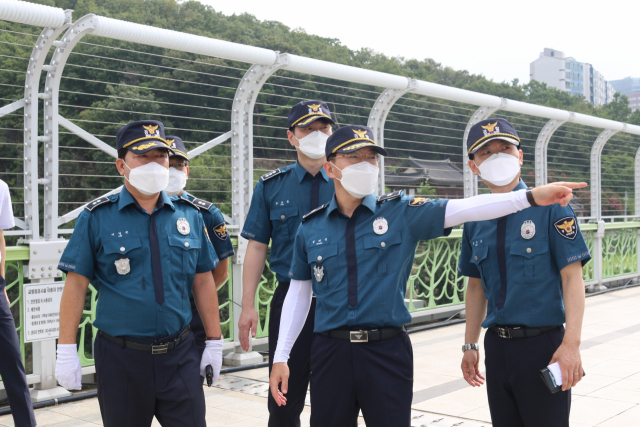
[[190, 302, 206, 359], [0, 276, 36, 427], [94, 328, 206, 427], [309, 331, 413, 427], [485, 326, 571, 427], [268, 284, 316, 427]]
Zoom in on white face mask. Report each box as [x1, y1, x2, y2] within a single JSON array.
[[165, 167, 187, 196], [123, 161, 169, 196], [294, 131, 329, 159], [331, 161, 379, 199], [475, 152, 521, 186]]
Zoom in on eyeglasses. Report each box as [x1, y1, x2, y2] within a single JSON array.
[[170, 162, 189, 170], [335, 153, 381, 164]]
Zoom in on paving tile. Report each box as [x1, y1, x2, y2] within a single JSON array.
[[569, 396, 636, 425]]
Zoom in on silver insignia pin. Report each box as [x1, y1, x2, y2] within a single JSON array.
[[314, 264, 324, 282], [177, 218, 190, 235], [114, 258, 130, 275], [373, 217, 388, 235], [521, 220, 536, 240]]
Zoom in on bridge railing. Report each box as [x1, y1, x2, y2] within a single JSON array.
[[1, 1, 640, 393]]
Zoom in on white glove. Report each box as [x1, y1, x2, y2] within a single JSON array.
[[55, 344, 82, 390], [199, 339, 223, 384]]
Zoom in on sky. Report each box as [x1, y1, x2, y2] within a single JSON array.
[[198, 0, 637, 85]]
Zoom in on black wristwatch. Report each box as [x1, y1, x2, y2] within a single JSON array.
[[526, 187, 540, 207]]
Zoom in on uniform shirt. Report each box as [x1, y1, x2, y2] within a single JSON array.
[[0, 179, 14, 230], [458, 180, 591, 329], [241, 162, 335, 283], [58, 187, 218, 337], [288, 192, 450, 332], [182, 191, 235, 262]]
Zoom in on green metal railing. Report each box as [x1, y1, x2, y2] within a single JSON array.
[[3, 220, 640, 369]]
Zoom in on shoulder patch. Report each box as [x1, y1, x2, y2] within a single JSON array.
[[212, 222, 229, 241], [261, 168, 283, 182], [377, 190, 403, 203], [176, 196, 200, 210], [553, 216, 578, 240], [408, 197, 431, 207], [303, 203, 329, 222], [84, 196, 113, 212], [191, 197, 214, 211]]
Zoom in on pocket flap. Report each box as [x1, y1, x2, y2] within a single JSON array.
[[363, 233, 402, 251], [168, 234, 201, 251], [270, 206, 299, 221], [510, 240, 549, 259], [470, 244, 488, 265], [307, 243, 338, 264], [103, 237, 142, 255]]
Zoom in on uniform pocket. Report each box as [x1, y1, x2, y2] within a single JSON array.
[[168, 235, 202, 276], [363, 233, 403, 276], [509, 240, 549, 285], [102, 237, 143, 281], [307, 243, 338, 288], [270, 206, 300, 242]]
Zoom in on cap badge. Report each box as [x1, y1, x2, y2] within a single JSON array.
[[353, 129, 368, 139], [142, 124, 160, 137], [307, 103, 322, 113], [373, 217, 388, 235], [313, 264, 324, 282], [521, 220, 535, 240], [481, 121, 499, 136], [114, 258, 130, 275], [177, 218, 190, 235]]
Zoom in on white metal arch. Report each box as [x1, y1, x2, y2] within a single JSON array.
[[534, 117, 571, 187], [366, 79, 414, 194], [591, 128, 623, 221]]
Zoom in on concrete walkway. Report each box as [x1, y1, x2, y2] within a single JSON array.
[[2, 285, 640, 426]]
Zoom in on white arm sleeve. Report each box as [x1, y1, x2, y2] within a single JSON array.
[[273, 279, 313, 364], [444, 189, 530, 229]]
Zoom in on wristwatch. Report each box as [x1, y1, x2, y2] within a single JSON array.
[[462, 343, 479, 353], [526, 187, 540, 207]]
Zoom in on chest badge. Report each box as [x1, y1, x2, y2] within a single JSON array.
[[177, 218, 190, 235], [521, 220, 536, 240], [373, 217, 388, 235], [114, 258, 130, 275], [313, 264, 324, 282]]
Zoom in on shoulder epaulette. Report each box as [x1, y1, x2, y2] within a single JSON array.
[[175, 196, 200, 210], [84, 196, 113, 212], [302, 203, 329, 222], [377, 190, 403, 203], [191, 197, 214, 211], [261, 168, 284, 182]]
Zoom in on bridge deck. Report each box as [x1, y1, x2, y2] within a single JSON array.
[[2, 286, 640, 427]]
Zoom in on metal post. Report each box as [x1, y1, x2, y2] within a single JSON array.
[[462, 101, 506, 198], [225, 55, 289, 366], [366, 79, 414, 195], [534, 117, 570, 187], [591, 128, 622, 221]]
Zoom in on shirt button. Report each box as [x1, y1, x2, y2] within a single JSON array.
[[349, 311, 354, 316], [159, 307, 163, 312], [474, 256, 478, 261], [381, 242, 386, 248], [526, 248, 532, 253], [497, 315, 502, 320], [317, 255, 322, 261], [120, 247, 125, 252], [184, 242, 190, 248], [281, 215, 285, 220]]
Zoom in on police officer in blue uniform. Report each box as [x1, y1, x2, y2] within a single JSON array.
[[54, 120, 223, 427], [165, 135, 235, 359], [268, 125, 585, 427], [239, 100, 335, 426], [459, 118, 590, 427]]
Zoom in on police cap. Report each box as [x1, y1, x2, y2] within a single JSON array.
[[467, 118, 520, 158], [166, 135, 189, 161], [287, 100, 335, 129], [325, 125, 388, 158], [116, 120, 172, 154]]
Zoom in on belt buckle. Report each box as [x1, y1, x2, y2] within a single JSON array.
[[498, 327, 511, 339], [151, 344, 168, 354], [350, 330, 368, 343]]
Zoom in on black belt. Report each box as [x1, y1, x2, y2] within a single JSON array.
[[99, 325, 191, 354], [321, 326, 405, 343], [489, 325, 561, 339]]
